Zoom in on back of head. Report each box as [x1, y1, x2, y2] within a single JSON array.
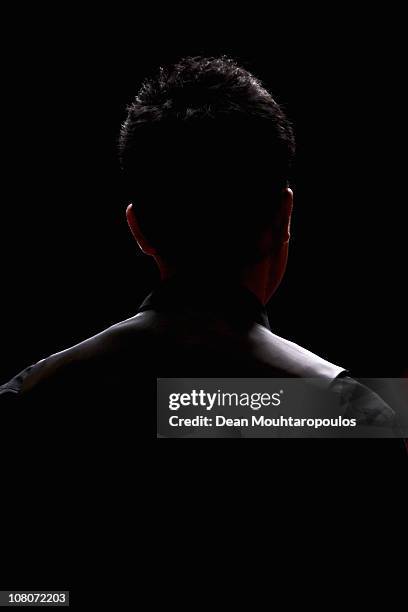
[[119, 56, 295, 270]]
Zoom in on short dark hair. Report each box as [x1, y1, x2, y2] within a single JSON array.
[[119, 56, 295, 267]]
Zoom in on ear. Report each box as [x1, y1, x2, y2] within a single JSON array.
[[279, 187, 294, 243], [126, 203, 156, 255]]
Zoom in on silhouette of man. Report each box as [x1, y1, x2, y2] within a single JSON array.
[[0, 57, 400, 442]]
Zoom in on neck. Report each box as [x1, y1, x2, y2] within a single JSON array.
[[155, 255, 277, 306], [241, 257, 275, 305]]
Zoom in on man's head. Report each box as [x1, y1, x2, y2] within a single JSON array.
[[119, 56, 295, 302]]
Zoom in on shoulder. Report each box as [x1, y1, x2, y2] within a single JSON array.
[[330, 376, 396, 427], [0, 312, 153, 400], [247, 324, 346, 382]]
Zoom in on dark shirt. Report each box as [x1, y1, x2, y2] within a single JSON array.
[[1, 279, 405, 594], [1, 277, 346, 402], [0, 276, 399, 438], [0, 276, 405, 500]]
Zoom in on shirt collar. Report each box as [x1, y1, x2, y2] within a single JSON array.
[[138, 276, 271, 330]]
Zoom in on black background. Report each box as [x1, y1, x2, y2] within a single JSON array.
[[1, 10, 407, 602], [1, 15, 406, 382]]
